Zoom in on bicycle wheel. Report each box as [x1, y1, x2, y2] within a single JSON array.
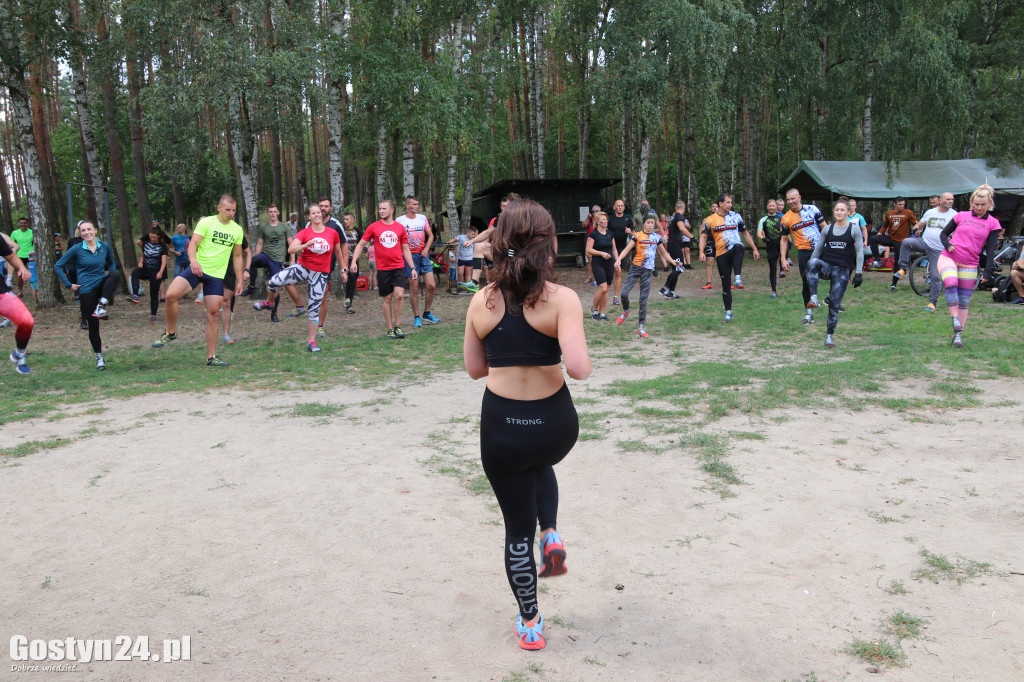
[[908, 254, 930, 296]]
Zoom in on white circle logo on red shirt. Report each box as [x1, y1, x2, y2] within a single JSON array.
[[308, 237, 331, 254], [379, 230, 399, 249]]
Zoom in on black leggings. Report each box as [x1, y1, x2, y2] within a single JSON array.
[[869, 233, 903, 263], [78, 270, 120, 353], [345, 258, 360, 301], [764, 239, 781, 292], [664, 241, 684, 292], [131, 267, 161, 315], [716, 244, 744, 310], [798, 249, 813, 306], [480, 383, 579, 621]]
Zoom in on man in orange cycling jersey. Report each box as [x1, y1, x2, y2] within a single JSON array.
[[698, 193, 759, 323], [780, 188, 827, 325]]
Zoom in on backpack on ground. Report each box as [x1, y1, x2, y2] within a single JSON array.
[[991, 275, 1015, 303]]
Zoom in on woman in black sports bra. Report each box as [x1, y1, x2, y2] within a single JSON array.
[[463, 199, 592, 651]]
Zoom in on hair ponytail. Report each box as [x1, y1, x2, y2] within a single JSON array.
[[485, 200, 557, 314]]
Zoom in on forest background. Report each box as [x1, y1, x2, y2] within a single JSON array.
[[1, 0, 1022, 307]]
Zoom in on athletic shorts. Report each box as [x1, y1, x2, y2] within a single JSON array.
[[405, 252, 434, 278], [458, 259, 473, 268], [704, 242, 715, 258], [377, 268, 406, 297], [592, 255, 615, 286], [176, 269, 225, 297]]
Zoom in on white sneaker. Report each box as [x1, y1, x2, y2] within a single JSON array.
[[96, 356, 106, 370]]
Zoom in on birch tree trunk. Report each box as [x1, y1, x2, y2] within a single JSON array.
[[862, 66, 875, 161], [228, 92, 260, 238], [0, 12, 59, 306], [402, 138, 415, 198], [325, 6, 346, 215], [634, 125, 650, 212], [444, 148, 459, 236], [532, 11, 545, 178], [375, 123, 387, 201], [444, 14, 466, 236]]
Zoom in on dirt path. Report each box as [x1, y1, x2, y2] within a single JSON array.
[[2, 345, 1022, 680]]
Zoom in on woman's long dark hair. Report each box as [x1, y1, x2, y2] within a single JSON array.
[[485, 199, 556, 314]]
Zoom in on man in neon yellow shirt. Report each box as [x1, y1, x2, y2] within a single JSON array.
[[10, 218, 33, 298], [152, 195, 244, 366]]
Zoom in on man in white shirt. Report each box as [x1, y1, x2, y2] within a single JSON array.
[[895, 191, 954, 310], [396, 196, 438, 327]]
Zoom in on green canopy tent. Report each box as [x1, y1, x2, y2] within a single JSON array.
[[778, 159, 1024, 200]]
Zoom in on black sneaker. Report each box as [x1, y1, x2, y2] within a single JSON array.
[[240, 285, 255, 297], [393, 325, 405, 339], [270, 312, 280, 323], [386, 328, 399, 340], [80, 321, 88, 330], [206, 355, 230, 367]]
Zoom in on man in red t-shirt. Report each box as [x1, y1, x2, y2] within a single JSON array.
[[267, 202, 347, 352], [350, 199, 415, 339]]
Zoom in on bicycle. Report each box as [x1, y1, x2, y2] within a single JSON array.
[[908, 253, 931, 297]]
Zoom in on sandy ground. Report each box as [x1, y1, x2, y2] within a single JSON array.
[[3, 262, 1023, 681]]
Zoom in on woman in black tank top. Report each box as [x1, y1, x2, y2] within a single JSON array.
[[586, 212, 618, 320], [463, 199, 592, 651], [805, 200, 864, 347]]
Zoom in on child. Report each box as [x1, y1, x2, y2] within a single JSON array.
[[614, 213, 675, 338]]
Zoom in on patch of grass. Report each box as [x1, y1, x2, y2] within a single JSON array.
[[291, 402, 343, 417], [844, 638, 907, 668], [731, 430, 765, 440], [210, 441, 226, 449], [897, 476, 916, 484], [616, 438, 665, 454], [548, 615, 575, 629], [184, 587, 209, 597], [966, 486, 979, 497], [912, 548, 993, 584], [832, 437, 848, 445], [583, 656, 606, 667], [501, 662, 545, 682], [903, 536, 916, 543], [885, 609, 928, 640], [0, 437, 74, 459], [41, 576, 52, 589], [884, 579, 908, 595], [959, 466, 976, 473], [87, 471, 105, 488], [869, 510, 900, 524]]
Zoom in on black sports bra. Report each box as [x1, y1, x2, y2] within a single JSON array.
[[483, 293, 562, 368]]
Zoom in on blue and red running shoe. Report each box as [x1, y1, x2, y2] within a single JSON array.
[[515, 614, 545, 650], [538, 531, 567, 577]]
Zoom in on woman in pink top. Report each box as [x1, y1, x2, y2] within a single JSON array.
[[937, 184, 1003, 347]]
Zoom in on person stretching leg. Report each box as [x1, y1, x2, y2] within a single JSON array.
[[804, 199, 864, 348], [54, 222, 119, 370], [699, 193, 759, 323], [0, 233, 34, 374], [936, 184, 1002, 348], [615, 213, 674, 337], [463, 199, 592, 651]]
